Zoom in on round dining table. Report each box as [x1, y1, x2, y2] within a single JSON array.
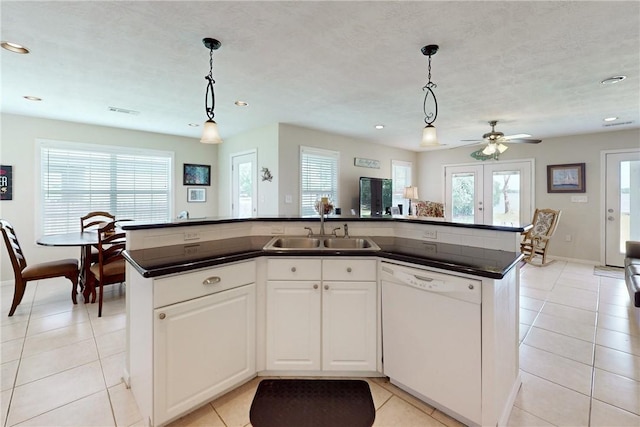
[[37, 231, 100, 303]]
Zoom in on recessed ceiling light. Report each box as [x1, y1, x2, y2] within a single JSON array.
[[1, 41, 30, 54], [600, 75, 626, 85], [234, 101, 248, 106], [375, 125, 384, 129], [188, 123, 200, 127], [603, 117, 618, 122], [23, 96, 42, 101]]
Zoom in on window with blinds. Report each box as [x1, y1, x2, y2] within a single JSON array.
[[39, 140, 173, 235], [300, 146, 339, 216], [392, 160, 412, 208]]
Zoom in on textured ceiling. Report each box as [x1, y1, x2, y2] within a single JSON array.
[[1, 1, 639, 151]]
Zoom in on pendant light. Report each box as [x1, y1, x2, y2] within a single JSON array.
[[200, 38, 223, 144], [420, 44, 440, 147]]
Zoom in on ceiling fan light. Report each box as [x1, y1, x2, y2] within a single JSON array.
[[497, 143, 509, 153], [200, 119, 223, 144], [421, 124, 439, 147], [482, 144, 496, 155]]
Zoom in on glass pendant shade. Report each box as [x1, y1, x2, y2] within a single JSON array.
[[497, 143, 508, 153], [200, 119, 223, 144], [482, 143, 496, 155], [421, 124, 438, 147]]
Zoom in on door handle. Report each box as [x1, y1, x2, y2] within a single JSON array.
[[608, 216, 615, 221]]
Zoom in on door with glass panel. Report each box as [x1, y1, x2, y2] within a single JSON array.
[[231, 151, 257, 218], [605, 150, 640, 266], [445, 161, 533, 226]]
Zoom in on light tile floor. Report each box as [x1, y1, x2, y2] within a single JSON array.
[[1, 261, 639, 426]]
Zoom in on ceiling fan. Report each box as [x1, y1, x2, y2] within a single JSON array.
[[464, 120, 542, 158]]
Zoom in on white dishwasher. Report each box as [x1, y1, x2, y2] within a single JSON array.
[[381, 261, 482, 425]]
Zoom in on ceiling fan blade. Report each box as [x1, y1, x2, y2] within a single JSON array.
[[460, 139, 482, 142], [505, 138, 542, 144]]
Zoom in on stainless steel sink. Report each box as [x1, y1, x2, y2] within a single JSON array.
[[263, 236, 380, 251], [323, 238, 373, 249], [269, 237, 321, 249]]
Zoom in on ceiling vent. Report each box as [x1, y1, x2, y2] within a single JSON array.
[[602, 121, 634, 127], [108, 106, 140, 115]]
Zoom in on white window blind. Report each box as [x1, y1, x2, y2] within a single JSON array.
[[392, 160, 412, 208], [39, 140, 173, 235], [300, 146, 339, 216]]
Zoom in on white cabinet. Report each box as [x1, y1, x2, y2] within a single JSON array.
[[265, 258, 377, 372], [129, 261, 256, 427]]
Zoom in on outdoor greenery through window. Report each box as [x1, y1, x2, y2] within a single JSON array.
[[39, 140, 173, 235], [300, 146, 339, 216]]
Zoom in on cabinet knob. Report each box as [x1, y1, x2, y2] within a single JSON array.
[[313, 284, 319, 289], [324, 284, 329, 290], [346, 267, 352, 273], [203, 277, 221, 285], [468, 284, 474, 290], [159, 313, 166, 320], [291, 267, 297, 272]]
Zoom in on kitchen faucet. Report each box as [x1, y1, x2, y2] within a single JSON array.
[[319, 200, 326, 235], [344, 223, 349, 238]]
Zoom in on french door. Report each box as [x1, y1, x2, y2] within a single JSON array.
[[604, 150, 640, 266], [444, 161, 533, 226], [231, 151, 257, 218]]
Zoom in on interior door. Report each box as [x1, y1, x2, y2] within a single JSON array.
[[231, 151, 257, 218], [445, 161, 533, 226], [605, 150, 640, 266]]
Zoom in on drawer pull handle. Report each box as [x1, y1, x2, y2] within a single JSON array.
[[159, 313, 166, 320], [291, 267, 297, 272], [346, 267, 352, 273], [313, 284, 319, 289], [203, 277, 221, 285]]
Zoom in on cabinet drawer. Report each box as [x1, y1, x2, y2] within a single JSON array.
[[154, 261, 256, 308], [267, 258, 321, 280], [322, 259, 377, 281]]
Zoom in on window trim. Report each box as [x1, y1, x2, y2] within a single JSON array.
[[391, 159, 413, 208]]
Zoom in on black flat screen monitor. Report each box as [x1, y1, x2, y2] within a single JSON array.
[[359, 177, 392, 217]]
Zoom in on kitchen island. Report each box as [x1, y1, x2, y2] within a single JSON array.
[[122, 217, 526, 427]]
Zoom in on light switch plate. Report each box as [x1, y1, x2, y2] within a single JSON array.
[[571, 195, 588, 203]]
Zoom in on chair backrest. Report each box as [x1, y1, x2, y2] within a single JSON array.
[[528, 208, 561, 238], [96, 221, 126, 273], [81, 211, 115, 232], [0, 219, 27, 275]]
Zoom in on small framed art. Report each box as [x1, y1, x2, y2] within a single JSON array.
[[187, 187, 206, 203], [183, 163, 211, 186], [547, 163, 586, 193]]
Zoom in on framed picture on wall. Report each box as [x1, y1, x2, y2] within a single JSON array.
[[547, 163, 586, 193], [187, 187, 206, 203], [183, 163, 211, 186]]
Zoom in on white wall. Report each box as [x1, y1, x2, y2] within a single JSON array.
[[0, 113, 216, 281], [277, 124, 418, 216], [217, 123, 279, 217], [417, 128, 640, 263]]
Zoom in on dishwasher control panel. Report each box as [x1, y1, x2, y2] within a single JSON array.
[[381, 262, 481, 304]]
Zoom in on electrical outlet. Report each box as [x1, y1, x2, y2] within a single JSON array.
[[271, 225, 284, 234], [285, 195, 293, 204], [423, 230, 437, 239], [184, 231, 200, 241], [565, 234, 572, 242], [184, 244, 200, 255]]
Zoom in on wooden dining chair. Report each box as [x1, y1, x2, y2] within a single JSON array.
[[520, 208, 562, 266], [1, 219, 79, 316], [80, 211, 115, 260], [88, 221, 126, 317]]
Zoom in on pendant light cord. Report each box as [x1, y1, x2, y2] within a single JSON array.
[[205, 47, 216, 120]]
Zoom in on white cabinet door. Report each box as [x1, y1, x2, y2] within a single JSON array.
[[266, 281, 321, 371], [154, 284, 256, 425], [322, 281, 377, 371]]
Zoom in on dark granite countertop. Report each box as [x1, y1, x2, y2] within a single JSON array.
[[121, 216, 531, 233], [124, 236, 522, 280]]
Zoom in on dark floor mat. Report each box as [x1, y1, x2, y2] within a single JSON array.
[[249, 379, 375, 427]]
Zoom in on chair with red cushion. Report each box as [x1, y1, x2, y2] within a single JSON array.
[[87, 221, 126, 317], [1, 219, 79, 316]]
